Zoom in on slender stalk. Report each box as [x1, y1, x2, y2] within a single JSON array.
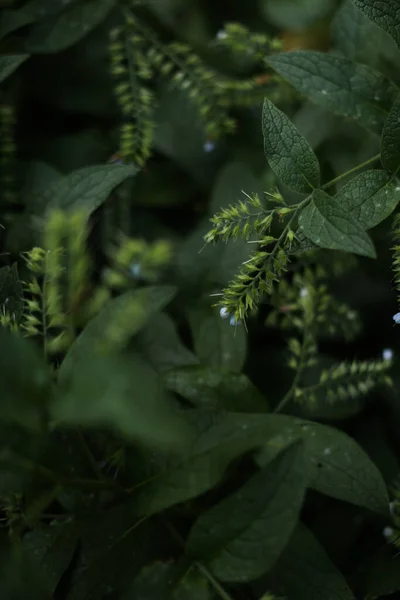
[[195, 562, 235, 600], [273, 328, 310, 414], [322, 153, 380, 191]]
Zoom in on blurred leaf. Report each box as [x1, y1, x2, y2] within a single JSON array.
[[267, 51, 398, 134], [0, 54, 29, 84], [332, 0, 400, 68], [68, 501, 160, 600], [299, 189, 377, 258], [53, 351, 192, 451], [136, 312, 198, 372], [186, 442, 307, 582], [59, 285, 177, 383], [350, 0, 400, 47], [266, 522, 355, 599], [262, 99, 320, 193], [381, 94, 400, 172], [25, 0, 115, 54], [0, 263, 24, 321], [261, 0, 334, 30], [23, 519, 79, 595], [0, 0, 76, 40], [31, 164, 136, 216], [0, 328, 52, 432], [334, 170, 399, 228], [163, 365, 268, 413], [187, 304, 247, 372]]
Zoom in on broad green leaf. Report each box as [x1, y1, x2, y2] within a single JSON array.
[[136, 312, 198, 372], [59, 285, 177, 383], [187, 304, 247, 372], [25, 0, 114, 54], [334, 169, 399, 228], [350, 0, 400, 47], [0, 54, 29, 84], [266, 523, 355, 600], [332, 0, 400, 68], [23, 520, 79, 595], [299, 189, 376, 258], [68, 502, 160, 600], [381, 95, 400, 172], [163, 365, 268, 413], [31, 164, 136, 216], [0, 263, 24, 322], [135, 411, 388, 516], [186, 442, 307, 582], [53, 351, 191, 450], [255, 415, 389, 515], [0, 329, 52, 431], [267, 51, 398, 134], [262, 99, 320, 193]]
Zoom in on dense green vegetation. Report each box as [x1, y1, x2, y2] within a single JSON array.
[[1, 0, 400, 598]]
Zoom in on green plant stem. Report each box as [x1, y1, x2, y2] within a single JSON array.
[[274, 328, 310, 414], [75, 430, 104, 481], [322, 153, 380, 191], [195, 562, 234, 600]]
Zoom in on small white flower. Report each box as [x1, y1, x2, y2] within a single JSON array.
[[230, 315, 241, 327], [219, 307, 230, 320], [383, 348, 393, 361], [130, 263, 141, 277], [216, 30, 227, 40], [383, 526, 394, 539], [323, 447, 331, 456], [393, 312, 400, 324], [300, 287, 308, 298], [204, 140, 215, 153]]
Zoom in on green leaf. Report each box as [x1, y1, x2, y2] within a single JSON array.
[[31, 164, 136, 216], [262, 99, 320, 193], [163, 366, 268, 413], [53, 351, 191, 451], [332, 0, 400, 68], [350, 0, 400, 47], [266, 523, 355, 600], [267, 51, 398, 134], [23, 520, 79, 595], [0, 329, 52, 432], [25, 0, 114, 54], [68, 501, 160, 600], [334, 169, 399, 228], [186, 442, 307, 582], [0, 0, 76, 40], [0, 54, 29, 84], [299, 189, 377, 258], [136, 411, 389, 517], [381, 94, 400, 172], [261, 0, 334, 29], [255, 415, 389, 515], [187, 305, 247, 372], [136, 312, 198, 372], [0, 263, 24, 322], [59, 285, 177, 384]]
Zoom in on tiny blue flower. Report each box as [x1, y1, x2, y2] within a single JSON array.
[[229, 315, 241, 327], [300, 287, 308, 298], [383, 526, 394, 539], [204, 140, 215, 153], [216, 30, 227, 40], [383, 348, 393, 361], [219, 307, 230, 320], [393, 312, 400, 324], [130, 263, 141, 277]]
